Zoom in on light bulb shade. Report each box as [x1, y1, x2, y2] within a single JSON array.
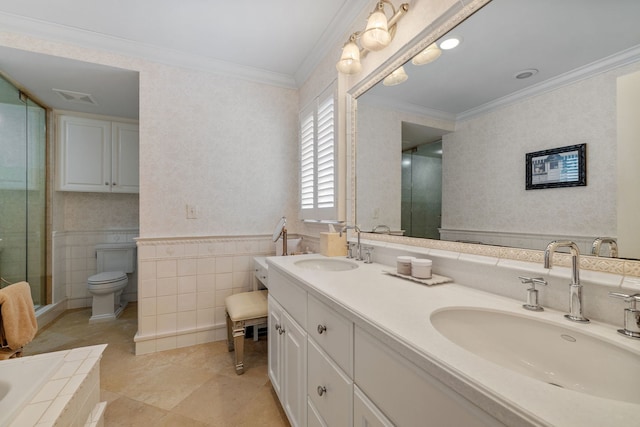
[[383, 66, 408, 86], [360, 10, 391, 51], [411, 43, 442, 66], [336, 41, 362, 74]]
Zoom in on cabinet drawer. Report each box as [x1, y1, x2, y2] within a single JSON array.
[[354, 385, 394, 427], [254, 257, 268, 288], [308, 294, 353, 376], [355, 327, 502, 427], [307, 339, 352, 427], [268, 268, 306, 329]]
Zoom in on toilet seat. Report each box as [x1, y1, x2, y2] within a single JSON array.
[[88, 271, 127, 285]]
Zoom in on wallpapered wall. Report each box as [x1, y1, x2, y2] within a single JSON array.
[[443, 62, 640, 238]]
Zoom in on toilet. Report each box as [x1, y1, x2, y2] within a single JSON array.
[[87, 242, 136, 321]]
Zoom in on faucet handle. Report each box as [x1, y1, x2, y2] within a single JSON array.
[[609, 292, 640, 308], [363, 246, 374, 264], [518, 276, 547, 288], [518, 276, 546, 311], [608, 292, 640, 339]]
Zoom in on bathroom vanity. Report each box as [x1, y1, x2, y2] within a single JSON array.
[[266, 252, 640, 427]]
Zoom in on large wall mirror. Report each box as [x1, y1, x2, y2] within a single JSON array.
[[355, 0, 640, 259]]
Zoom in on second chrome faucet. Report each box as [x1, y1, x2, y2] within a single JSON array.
[[544, 240, 590, 323]]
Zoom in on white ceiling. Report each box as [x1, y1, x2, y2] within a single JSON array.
[[0, 0, 369, 118], [361, 0, 640, 148], [2, 0, 640, 125]]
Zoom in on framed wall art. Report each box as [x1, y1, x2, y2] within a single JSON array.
[[526, 144, 586, 190]]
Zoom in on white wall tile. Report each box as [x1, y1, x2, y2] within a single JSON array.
[[178, 258, 197, 276], [196, 274, 215, 292], [216, 257, 233, 273], [157, 260, 177, 278], [177, 293, 196, 312], [197, 257, 216, 275], [156, 277, 177, 296], [156, 295, 177, 315], [178, 276, 197, 294], [157, 313, 177, 334], [215, 273, 233, 290]]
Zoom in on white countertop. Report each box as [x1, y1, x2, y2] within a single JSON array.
[[267, 254, 640, 427]]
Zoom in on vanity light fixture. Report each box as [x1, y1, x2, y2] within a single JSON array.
[[411, 43, 442, 66], [336, 0, 409, 75], [383, 65, 408, 86], [336, 36, 363, 75]]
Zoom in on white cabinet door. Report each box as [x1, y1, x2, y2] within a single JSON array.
[[57, 115, 139, 193], [268, 296, 283, 398], [57, 115, 111, 192], [268, 295, 307, 427], [111, 122, 139, 193], [282, 309, 307, 427]]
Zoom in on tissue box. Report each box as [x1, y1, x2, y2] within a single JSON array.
[[319, 232, 347, 257]]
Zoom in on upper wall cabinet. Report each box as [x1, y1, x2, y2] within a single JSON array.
[[57, 115, 139, 193]]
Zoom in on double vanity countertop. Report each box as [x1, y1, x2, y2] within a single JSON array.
[[266, 254, 640, 427]]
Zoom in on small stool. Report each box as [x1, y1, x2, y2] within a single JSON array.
[[225, 290, 268, 375]]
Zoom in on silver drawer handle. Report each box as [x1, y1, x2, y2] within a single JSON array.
[[317, 324, 327, 334], [317, 385, 327, 396]]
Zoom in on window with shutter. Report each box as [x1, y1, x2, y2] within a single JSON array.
[[300, 84, 337, 220]]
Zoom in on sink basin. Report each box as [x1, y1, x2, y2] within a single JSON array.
[[430, 308, 640, 404], [294, 258, 359, 271]]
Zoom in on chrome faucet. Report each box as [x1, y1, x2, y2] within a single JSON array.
[[591, 237, 618, 258], [544, 240, 589, 323], [340, 225, 362, 261]]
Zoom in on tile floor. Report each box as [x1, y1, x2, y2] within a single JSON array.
[[25, 303, 290, 426]]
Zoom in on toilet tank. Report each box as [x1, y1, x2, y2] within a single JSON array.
[[96, 243, 137, 273]]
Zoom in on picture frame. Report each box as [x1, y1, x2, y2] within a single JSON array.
[[525, 143, 586, 190]]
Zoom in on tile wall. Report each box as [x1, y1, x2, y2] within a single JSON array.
[[53, 229, 139, 309], [134, 235, 302, 355]]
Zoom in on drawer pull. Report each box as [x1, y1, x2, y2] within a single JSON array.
[[275, 323, 285, 334], [317, 385, 327, 396], [317, 324, 327, 334]]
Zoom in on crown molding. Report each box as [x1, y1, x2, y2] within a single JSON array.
[[293, 0, 370, 86], [359, 93, 456, 122], [458, 44, 640, 121], [0, 11, 298, 89]]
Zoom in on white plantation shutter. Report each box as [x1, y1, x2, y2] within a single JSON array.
[[300, 112, 315, 210], [316, 96, 335, 209], [300, 84, 337, 220]]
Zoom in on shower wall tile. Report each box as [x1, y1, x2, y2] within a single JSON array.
[[134, 235, 275, 354]]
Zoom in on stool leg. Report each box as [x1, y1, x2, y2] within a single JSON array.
[[225, 311, 234, 352], [232, 321, 245, 375]]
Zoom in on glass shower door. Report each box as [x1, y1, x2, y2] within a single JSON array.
[[0, 75, 47, 306]]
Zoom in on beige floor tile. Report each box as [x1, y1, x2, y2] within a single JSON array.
[[27, 303, 289, 426]]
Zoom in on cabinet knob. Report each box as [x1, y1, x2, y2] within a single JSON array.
[[317, 324, 327, 334], [274, 324, 285, 335], [317, 385, 327, 396], [105, 182, 109, 186], [112, 182, 116, 186]]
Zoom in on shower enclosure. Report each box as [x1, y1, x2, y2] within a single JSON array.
[[0, 75, 47, 307], [401, 141, 443, 239]]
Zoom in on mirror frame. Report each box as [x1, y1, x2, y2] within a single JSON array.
[[346, 0, 640, 276]]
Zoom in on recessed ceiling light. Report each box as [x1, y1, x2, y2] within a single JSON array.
[[439, 37, 461, 50], [514, 69, 539, 79]]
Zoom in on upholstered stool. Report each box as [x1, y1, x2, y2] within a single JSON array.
[[225, 290, 268, 375]]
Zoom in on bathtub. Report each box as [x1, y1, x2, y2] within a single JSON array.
[[0, 354, 64, 426]]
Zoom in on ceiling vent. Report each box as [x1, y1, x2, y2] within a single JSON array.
[[53, 88, 97, 105]]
